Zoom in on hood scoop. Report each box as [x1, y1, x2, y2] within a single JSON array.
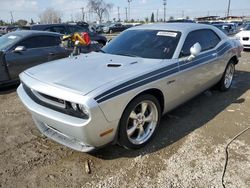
[[107, 63, 122, 68]]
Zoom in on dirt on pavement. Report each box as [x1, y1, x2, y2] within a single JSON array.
[[0, 52, 250, 188]]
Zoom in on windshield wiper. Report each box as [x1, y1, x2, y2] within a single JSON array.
[[115, 53, 141, 58], [98, 49, 106, 53]]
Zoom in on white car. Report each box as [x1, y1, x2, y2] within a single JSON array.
[[236, 24, 250, 49], [17, 23, 242, 152]]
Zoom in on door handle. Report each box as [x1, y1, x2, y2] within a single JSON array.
[[49, 52, 55, 56], [212, 53, 217, 57]]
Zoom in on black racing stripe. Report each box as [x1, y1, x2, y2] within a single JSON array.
[[96, 67, 179, 103], [179, 55, 215, 71], [217, 46, 231, 56], [217, 42, 230, 51], [94, 62, 178, 100], [95, 42, 231, 103], [179, 51, 215, 66]]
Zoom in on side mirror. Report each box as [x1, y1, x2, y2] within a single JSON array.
[[14, 46, 26, 53], [188, 42, 201, 61]]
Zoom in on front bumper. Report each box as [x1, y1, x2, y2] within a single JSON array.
[[240, 39, 250, 49], [17, 80, 119, 152]]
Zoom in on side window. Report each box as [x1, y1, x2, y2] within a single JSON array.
[[68, 25, 89, 33], [18, 37, 41, 49], [17, 36, 60, 49], [45, 26, 67, 34], [180, 29, 221, 57]]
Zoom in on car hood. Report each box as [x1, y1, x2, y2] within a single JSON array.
[[24, 52, 162, 95], [237, 30, 250, 36]]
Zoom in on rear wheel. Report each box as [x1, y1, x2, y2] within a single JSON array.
[[97, 41, 105, 47], [118, 94, 161, 149], [218, 60, 235, 91]]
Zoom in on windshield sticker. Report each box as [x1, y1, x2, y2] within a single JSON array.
[[157, 31, 177, 37], [8, 36, 17, 39]]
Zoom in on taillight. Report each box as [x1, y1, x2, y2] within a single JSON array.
[[81, 32, 91, 45]]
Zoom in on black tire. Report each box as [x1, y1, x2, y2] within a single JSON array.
[[118, 94, 161, 149], [97, 40, 105, 47], [217, 60, 235, 91]]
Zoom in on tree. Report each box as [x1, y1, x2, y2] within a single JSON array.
[[150, 13, 155, 22], [16, 19, 28, 26], [39, 8, 63, 24], [145, 17, 149, 23], [30, 18, 34, 25], [88, 0, 113, 23], [186, 16, 190, 20], [169, 16, 174, 20]]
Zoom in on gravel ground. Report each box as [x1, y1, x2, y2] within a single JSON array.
[[0, 51, 250, 188]]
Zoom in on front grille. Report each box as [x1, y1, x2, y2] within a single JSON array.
[[32, 90, 66, 109], [23, 84, 88, 119], [243, 45, 250, 47], [243, 37, 249, 41]]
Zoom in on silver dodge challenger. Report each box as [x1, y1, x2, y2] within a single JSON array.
[[17, 23, 243, 152]]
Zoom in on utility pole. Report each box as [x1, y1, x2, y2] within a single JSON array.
[[182, 10, 184, 18], [125, 7, 128, 22], [118, 6, 120, 21], [81, 7, 85, 22], [128, 0, 132, 21], [163, 0, 166, 22], [157, 9, 159, 22], [227, 0, 231, 17], [10, 11, 14, 24]]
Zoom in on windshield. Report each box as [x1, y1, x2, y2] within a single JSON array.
[[102, 29, 181, 59], [0, 33, 22, 51], [245, 25, 250, 30]]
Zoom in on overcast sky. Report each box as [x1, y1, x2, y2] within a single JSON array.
[[0, 0, 250, 23]]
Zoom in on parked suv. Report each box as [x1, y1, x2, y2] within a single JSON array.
[[31, 23, 107, 46]]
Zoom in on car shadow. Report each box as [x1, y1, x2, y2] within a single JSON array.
[[0, 83, 19, 95], [90, 70, 250, 159]]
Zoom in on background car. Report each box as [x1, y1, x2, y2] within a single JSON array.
[[31, 23, 107, 47], [236, 24, 250, 49], [212, 23, 237, 35], [0, 30, 71, 87], [103, 23, 130, 34]]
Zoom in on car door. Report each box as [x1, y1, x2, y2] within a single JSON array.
[[0, 51, 9, 82], [4, 35, 62, 80], [167, 29, 221, 109]]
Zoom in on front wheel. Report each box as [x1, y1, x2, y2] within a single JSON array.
[[218, 61, 235, 91], [118, 94, 161, 149]]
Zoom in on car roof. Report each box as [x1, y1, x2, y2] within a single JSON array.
[[6, 30, 62, 37], [129, 23, 219, 33]]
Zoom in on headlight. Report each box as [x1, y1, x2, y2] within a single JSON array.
[[70, 102, 89, 118], [71, 102, 78, 111], [78, 104, 89, 116]]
